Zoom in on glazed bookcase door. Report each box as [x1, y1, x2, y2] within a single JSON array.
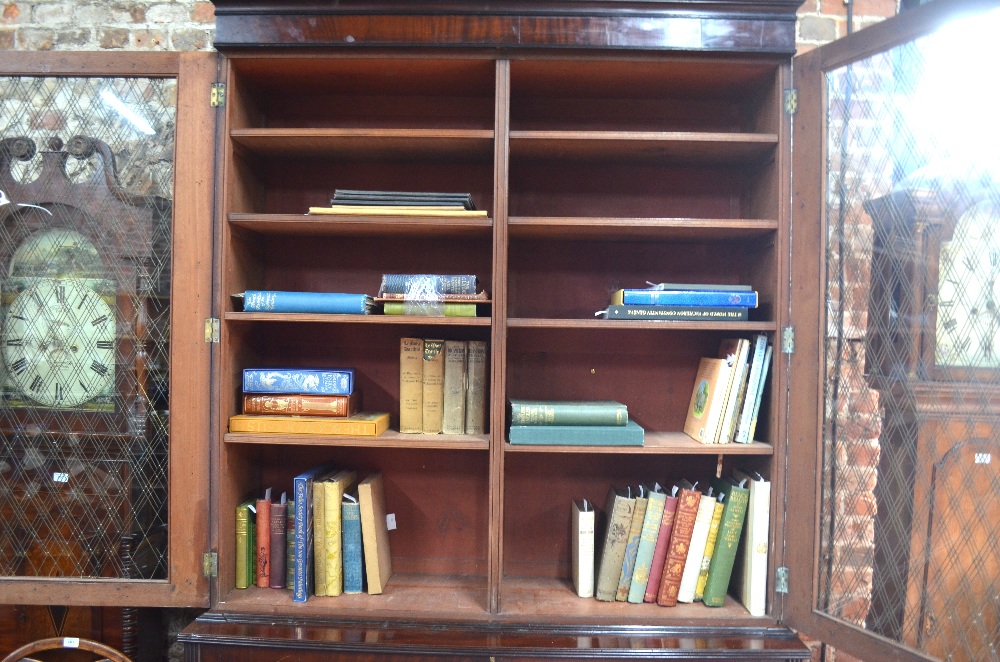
[[786, 1, 1000, 660], [0, 53, 215, 608]]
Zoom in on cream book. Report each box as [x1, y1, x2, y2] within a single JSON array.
[[733, 468, 771, 616], [571, 499, 596, 598], [422, 339, 445, 434], [399, 337, 424, 433], [442, 340, 468, 434], [715, 338, 750, 444], [359, 472, 393, 594], [683, 357, 732, 444], [676, 490, 720, 603]]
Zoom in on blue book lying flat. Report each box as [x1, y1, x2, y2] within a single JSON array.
[[243, 368, 355, 395], [508, 420, 645, 446], [611, 288, 757, 308], [240, 290, 374, 314]]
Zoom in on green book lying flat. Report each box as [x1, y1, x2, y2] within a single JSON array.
[[507, 420, 644, 446]]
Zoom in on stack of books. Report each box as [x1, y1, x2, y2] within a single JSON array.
[[399, 338, 487, 435], [601, 282, 758, 322], [682, 334, 773, 444], [308, 189, 487, 217], [229, 367, 389, 437], [506, 399, 644, 446], [237, 465, 394, 602], [377, 273, 489, 317], [574, 470, 769, 614]]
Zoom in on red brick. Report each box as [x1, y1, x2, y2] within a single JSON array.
[[191, 2, 215, 23], [2, 3, 19, 22], [0, 27, 12, 49]]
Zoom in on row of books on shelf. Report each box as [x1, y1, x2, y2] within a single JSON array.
[[236, 465, 393, 601], [400, 337, 488, 435], [572, 468, 770, 616], [600, 282, 758, 322], [507, 399, 644, 446], [229, 367, 390, 436], [683, 334, 772, 444]]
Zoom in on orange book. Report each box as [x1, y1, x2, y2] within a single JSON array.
[[242, 392, 361, 417], [255, 491, 272, 588], [656, 484, 703, 606]]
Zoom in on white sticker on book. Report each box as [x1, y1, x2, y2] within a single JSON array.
[[386, 513, 397, 530]]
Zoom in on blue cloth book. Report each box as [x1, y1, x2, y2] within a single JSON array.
[[341, 492, 364, 594], [611, 288, 758, 308], [242, 368, 355, 395], [239, 290, 374, 314], [292, 463, 337, 602], [507, 420, 645, 446]]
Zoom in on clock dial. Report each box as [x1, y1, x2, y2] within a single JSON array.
[[2, 278, 115, 407], [935, 200, 1000, 368]]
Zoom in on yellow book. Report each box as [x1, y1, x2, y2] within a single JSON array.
[[399, 337, 424, 433], [311, 468, 341, 596], [323, 470, 357, 597], [694, 495, 726, 600], [422, 339, 445, 434], [228, 412, 390, 436]]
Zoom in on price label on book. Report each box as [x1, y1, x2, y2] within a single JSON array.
[[386, 513, 397, 530]]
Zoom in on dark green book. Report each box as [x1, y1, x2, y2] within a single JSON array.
[[507, 420, 644, 446], [701, 477, 751, 607], [235, 498, 256, 589], [508, 399, 628, 426]]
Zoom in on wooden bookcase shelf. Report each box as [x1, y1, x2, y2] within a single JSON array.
[[225, 430, 491, 450], [229, 213, 494, 236], [504, 433, 773, 455], [507, 217, 779, 240], [230, 128, 495, 160], [225, 312, 492, 326], [508, 130, 778, 164]]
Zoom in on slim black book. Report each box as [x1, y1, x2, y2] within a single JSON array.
[[332, 189, 476, 210]]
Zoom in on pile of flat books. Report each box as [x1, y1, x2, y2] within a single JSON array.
[[506, 399, 644, 446], [600, 282, 758, 322], [228, 367, 389, 437], [377, 273, 489, 318], [308, 189, 487, 217]]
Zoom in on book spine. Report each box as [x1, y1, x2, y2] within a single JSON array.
[[255, 498, 271, 588], [720, 356, 751, 444], [571, 501, 595, 599], [323, 472, 357, 597], [286, 500, 295, 590], [644, 495, 678, 602], [738, 475, 771, 616], [242, 368, 354, 395], [235, 502, 252, 589], [715, 339, 749, 444], [312, 479, 328, 596], [605, 304, 748, 321], [464, 340, 488, 435], [509, 401, 627, 426], [382, 302, 477, 317], [242, 290, 371, 315], [422, 339, 445, 434], [746, 345, 773, 443], [228, 413, 389, 436], [615, 494, 648, 601], [442, 340, 468, 434], [694, 499, 725, 600], [627, 490, 666, 603], [735, 334, 769, 443], [269, 502, 287, 589], [379, 274, 477, 295], [342, 499, 364, 594], [676, 494, 719, 603], [656, 488, 702, 606], [507, 420, 644, 446], [399, 338, 424, 433], [616, 289, 758, 307], [595, 489, 634, 602], [292, 479, 309, 601], [242, 392, 360, 417], [703, 483, 751, 607], [358, 472, 392, 595]]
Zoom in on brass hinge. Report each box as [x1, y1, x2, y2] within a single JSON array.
[[204, 318, 220, 343], [775, 566, 789, 594], [203, 552, 218, 578], [210, 83, 226, 108], [781, 326, 795, 354], [783, 89, 798, 116]]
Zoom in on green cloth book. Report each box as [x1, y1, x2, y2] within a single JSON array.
[[382, 302, 477, 317], [701, 477, 751, 607], [235, 498, 256, 589], [507, 420, 644, 446], [508, 399, 628, 426]]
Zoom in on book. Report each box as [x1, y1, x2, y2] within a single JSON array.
[[237, 290, 375, 315], [358, 472, 393, 594], [702, 477, 751, 607], [627, 484, 667, 604], [242, 392, 361, 417], [255, 489, 272, 588], [422, 339, 445, 434], [656, 483, 703, 606], [399, 337, 424, 434], [601, 304, 748, 321], [322, 469, 358, 597], [615, 484, 648, 601], [735, 334, 769, 443], [715, 338, 750, 444], [733, 468, 771, 616], [242, 368, 355, 395], [611, 288, 758, 308], [235, 498, 256, 589], [682, 357, 732, 444], [308, 206, 487, 217], [285, 500, 295, 589], [379, 274, 478, 296], [644, 282, 753, 292], [694, 493, 726, 601], [269, 496, 288, 589], [746, 344, 773, 443], [676, 489, 719, 603], [332, 189, 476, 210], [571, 499, 596, 599], [643, 485, 678, 603], [311, 469, 340, 597], [464, 340, 488, 435], [508, 399, 628, 427], [341, 491, 364, 595], [595, 486, 636, 602], [292, 463, 337, 602], [507, 420, 644, 446], [442, 340, 468, 434], [382, 302, 478, 317], [228, 412, 390, 436]]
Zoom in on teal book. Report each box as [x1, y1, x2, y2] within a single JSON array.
[[342, 491, 364, 594], [239, 290, 374, 315], [508, 399, 628, 426], [507, 420, 644, 446], [702, 477, 751, 607], [627, 484, 668, 603]]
